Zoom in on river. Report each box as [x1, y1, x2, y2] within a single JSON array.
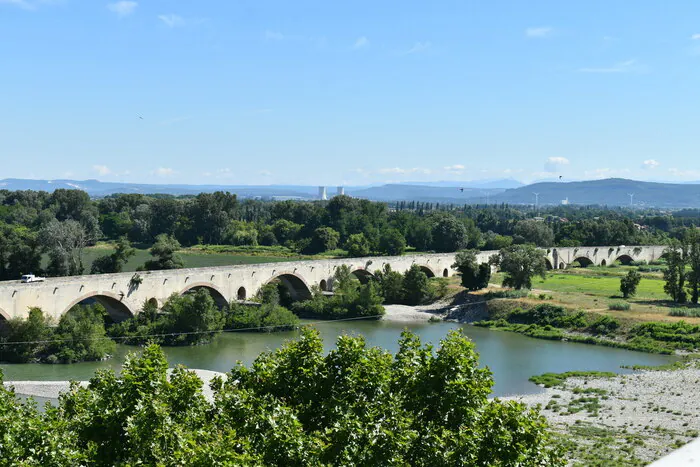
[[0, 319, 675, 398]]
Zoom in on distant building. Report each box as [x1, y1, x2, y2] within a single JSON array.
[[561, 198, 569, 205], [337, 186, 345, 196], [318, 186, 327, 200]]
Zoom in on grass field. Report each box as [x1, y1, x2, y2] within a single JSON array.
[[56, 245, 301, 274], [491, 268, 700, 324]]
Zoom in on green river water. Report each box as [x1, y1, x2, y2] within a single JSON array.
[[1, 319, 674, 398]]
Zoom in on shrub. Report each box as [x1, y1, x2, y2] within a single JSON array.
[[608, 301, 631, 311], [668, 308, 700, 318], [588, 315, 621, 335], [484, 289, 529, 300]]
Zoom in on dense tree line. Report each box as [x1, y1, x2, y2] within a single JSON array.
[[0, 331, 562, 465], [0, 188, 687, 280]]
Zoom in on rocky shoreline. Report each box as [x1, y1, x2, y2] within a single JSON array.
[[502, 364, 700, 465]]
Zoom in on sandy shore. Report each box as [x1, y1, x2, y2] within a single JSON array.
[[3, 368, 226, 402], [502, 364, 700, 464], [381, 304, 442, 322]]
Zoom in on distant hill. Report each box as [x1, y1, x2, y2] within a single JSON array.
[[347, 184, 503, 202], [2, 177, 700, 208], [486, 178, 700, 208]]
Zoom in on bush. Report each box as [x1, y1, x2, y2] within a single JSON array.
[[588, 315, 621, 335], [668, 308, 700, 318], [507, 304, 587, 329], [608, 301, 631, 311], [483, 289, 529, 300], [226, 303, 299, 332]]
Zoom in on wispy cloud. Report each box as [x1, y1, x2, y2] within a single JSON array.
[[153, 167, 175, 177], [444, 164, 465, 174], [353, 36, 370, 49], [404, 41, 431, 55], [544, 157, 570, 172], [692, 34, 700, 40], [642, 159, 660, 170], [578, 59, 641, 74], [259, 170, 272, 177], [378, 167, 431, 175], [107, 1, 137, 17], [525, 27, 553, 38], [158, 14, 184, 28], [93, 165, 111, 176]]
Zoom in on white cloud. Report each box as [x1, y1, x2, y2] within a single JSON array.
[[578, 59, 640, 74], [405, 42, 431, 55], [544, 157, 570, 172], [107, 1, 137, 17], [259, 170, 272, 177], [265, 30, 285, 40], [158, 14, 184, 28], [378, 167, 431, 175], [582, 168, 631, 179], [353, 36, 370, 49], [153, 167, 175, 177], [525, 27, 553, 38], [93, 165, 111, 176], [692, 34, 700, 40], [642, 159, 660, 170], [444, 164, 465, 174]]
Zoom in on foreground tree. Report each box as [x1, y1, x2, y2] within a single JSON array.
[[686, 230, 700, 304], [620, 269, 642, 299], [1, 332, 562, 465], [493, 244, 547, 290], [452, 249, 491, 291], [663, 241, 687, 303]]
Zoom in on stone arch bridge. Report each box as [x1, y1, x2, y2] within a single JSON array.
[[0, 246, 666, 322]]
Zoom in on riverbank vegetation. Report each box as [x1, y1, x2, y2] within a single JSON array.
[[0, 305, 115, 363], [0, 329, 563, 465]]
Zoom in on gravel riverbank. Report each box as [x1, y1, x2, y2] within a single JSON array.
[[502, 364, 700, 465]]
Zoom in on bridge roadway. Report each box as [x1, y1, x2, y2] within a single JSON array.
[[0, 245, 666, 322]]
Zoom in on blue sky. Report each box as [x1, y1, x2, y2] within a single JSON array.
[[2, 1, 700, 186]]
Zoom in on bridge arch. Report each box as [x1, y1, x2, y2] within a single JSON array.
[[418, 265, 436, 278], [572, 257, 594, 268], [351, 269, 374, 284], [442, 268, 449, 277], [180, 283, 229, 309], [237, 286, 247, 301], [601, 259, 607, 267], [615, 254, 634, 265], [266, 272, 312, 301], [544, 258, 553, 270], [64, 292, 134, 323], [319, 279, 328, 292]]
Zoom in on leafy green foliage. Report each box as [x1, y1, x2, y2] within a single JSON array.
[[0, 332, 563, 465], [0, 305, 114, 364], [619, 269, 642, 298], [293, 265, 385, 318], [143, 234, 184, 270], [226, 302, 299, 331], [378, 227, 407, 255], [90, 236, 135, 274], [430, 212, 467, 252], [344, 232, 371, 257], [108, 289, 224, 346], [663, 242, 687, 303], [529, 370, 616, 388], [608, 301, 631, 311], [452, 249, 491, 291], [494, 244, 547, 290]]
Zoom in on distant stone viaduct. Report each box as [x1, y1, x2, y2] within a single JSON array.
[[0, 245, 667, 322]]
